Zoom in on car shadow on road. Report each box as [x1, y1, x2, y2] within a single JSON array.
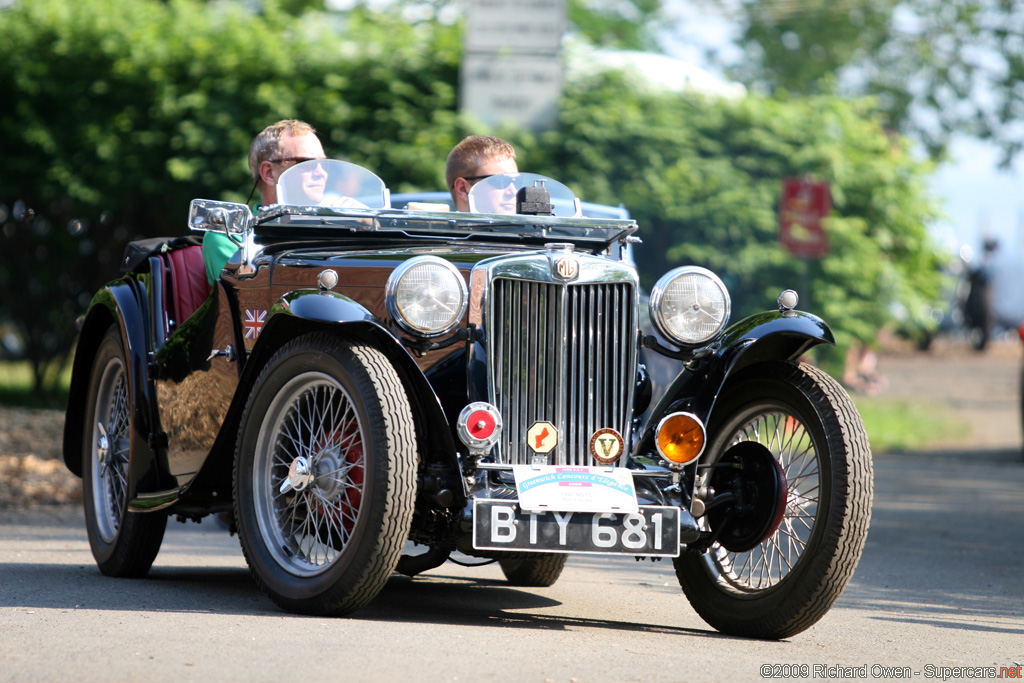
[[0, 560, 731, 638], [0, 562, 274, 615], [352, 573, 727, 640]]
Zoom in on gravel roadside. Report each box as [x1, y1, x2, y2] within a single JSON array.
[[0, 406, 79, 509]]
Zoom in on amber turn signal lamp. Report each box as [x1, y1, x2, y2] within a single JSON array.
[[656, 412, 706, 466]]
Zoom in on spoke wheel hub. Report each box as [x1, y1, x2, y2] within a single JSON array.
[[708, 441, 789, 553], [96, 423, 110, 475], [286, 456, 314, 492]]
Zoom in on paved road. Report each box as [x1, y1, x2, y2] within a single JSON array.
[[3, 344, 1024, 682], [2, 442, 1023, 683]]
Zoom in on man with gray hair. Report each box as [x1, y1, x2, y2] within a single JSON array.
[[203, 119, 326, 283]]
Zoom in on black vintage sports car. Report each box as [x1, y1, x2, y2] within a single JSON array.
[[63, 160, 872, 639]]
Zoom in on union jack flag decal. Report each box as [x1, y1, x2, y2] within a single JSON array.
[[244, 309, 266, 339]]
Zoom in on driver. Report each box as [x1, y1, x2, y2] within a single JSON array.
[[202, 119, 327, 284], [445, 135, 519, 212]]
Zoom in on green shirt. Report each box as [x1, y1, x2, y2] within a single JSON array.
[[202, 231, 243, 285]]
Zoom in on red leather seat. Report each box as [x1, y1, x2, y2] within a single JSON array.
[[165, 246, 211, 325]]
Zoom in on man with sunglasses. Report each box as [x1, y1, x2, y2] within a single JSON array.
[[202, 119, 327, 284], [445, 135, 519, 212]]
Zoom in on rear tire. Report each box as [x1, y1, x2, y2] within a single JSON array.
[[234, 335, 417, 616], [82, 326, 167, 577], [499, 554, 568, 587]]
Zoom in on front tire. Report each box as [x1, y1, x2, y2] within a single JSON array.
[[499, 554, 568, 587], [82, 327, 167, 577], [234, 335, 416, 616], [674, 361, 872, 639]]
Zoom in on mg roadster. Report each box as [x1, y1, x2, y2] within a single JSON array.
[[63, 160, 872, 639]]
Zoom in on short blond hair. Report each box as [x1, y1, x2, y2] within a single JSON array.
[[248, 119, 317, 182], [445, 135, 517, 191]]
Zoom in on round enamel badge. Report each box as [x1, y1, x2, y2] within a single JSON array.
[[589, 428, 624, 465], [554, 256, 579, 281]]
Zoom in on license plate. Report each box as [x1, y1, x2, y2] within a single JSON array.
[[472, 500, 681, 557]]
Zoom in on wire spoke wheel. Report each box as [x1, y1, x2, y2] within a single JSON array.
[[90, 356, 131, 543], [254, 373, 366, 577], [235, 335, 416, 616], [707, 410, 820, 593], [674, 361, 872, 639], [82, 326, 166, 577]]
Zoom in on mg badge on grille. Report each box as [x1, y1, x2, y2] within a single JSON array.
[[527, 421, 558, 454], [554, 256, 579, 281], [590, 428, 624, 465]]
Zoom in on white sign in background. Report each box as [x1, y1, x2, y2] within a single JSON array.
[[461, 0, 566, 131], [461, 53, 562, 131], [464, 0, 565, 52]]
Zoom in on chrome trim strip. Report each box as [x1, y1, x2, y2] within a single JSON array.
[[474, 463, 668, 479]]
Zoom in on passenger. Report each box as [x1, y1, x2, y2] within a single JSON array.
[[202, 119, 326, 284], [445, 135, 519, 212]]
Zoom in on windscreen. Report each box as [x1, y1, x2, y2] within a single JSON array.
[[276, 159, 389, 208], [468, 173, 580, 218]]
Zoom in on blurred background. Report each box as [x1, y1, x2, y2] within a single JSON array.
[[2, 0, 1022, 413]]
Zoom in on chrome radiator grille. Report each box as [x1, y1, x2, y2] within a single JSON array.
[[488, 277, 636, 465]]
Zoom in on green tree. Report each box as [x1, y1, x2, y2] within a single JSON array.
[[521, 73, 944, 361], [725, 0, 1024, 164], [0, 0, 943, 399], [0, 0, 461, 400], [337, 0, 668, 51], [568, 0, 666, 49]]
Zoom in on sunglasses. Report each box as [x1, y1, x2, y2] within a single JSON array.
[[465, 174, 518, 188], [269, 156, 326, 166]]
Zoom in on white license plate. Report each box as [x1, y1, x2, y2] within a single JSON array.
[[472, 500, 681, 557]]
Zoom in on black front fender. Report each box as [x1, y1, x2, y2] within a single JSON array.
[[272, 288, 377, 326], [634, 310, 835, 456]]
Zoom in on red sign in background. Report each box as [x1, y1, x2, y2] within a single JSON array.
[[779, 178, 831, 258]]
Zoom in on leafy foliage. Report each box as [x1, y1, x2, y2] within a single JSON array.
[[0, 0, 943, 398], [0, 0, 461, 398], [727, 0, 1024, 164], [567, 0, 665, 49], [521, 74, 944, 361]]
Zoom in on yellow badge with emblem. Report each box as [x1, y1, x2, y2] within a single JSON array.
[[527, 421, 558, 454], [589, 428, 624, 465]]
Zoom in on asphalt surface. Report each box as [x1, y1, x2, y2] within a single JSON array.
[[2, 342, 1023, 682]]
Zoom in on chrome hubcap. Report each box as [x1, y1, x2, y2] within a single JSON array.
[[96, 424, 110, 476], [282, 456, 314, 493]]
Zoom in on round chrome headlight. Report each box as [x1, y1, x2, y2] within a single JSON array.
[[386, 256, 468, 338], [649, 266, 731, 346]]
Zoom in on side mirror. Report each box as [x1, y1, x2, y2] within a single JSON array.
[[189, 199, 252, 235]]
